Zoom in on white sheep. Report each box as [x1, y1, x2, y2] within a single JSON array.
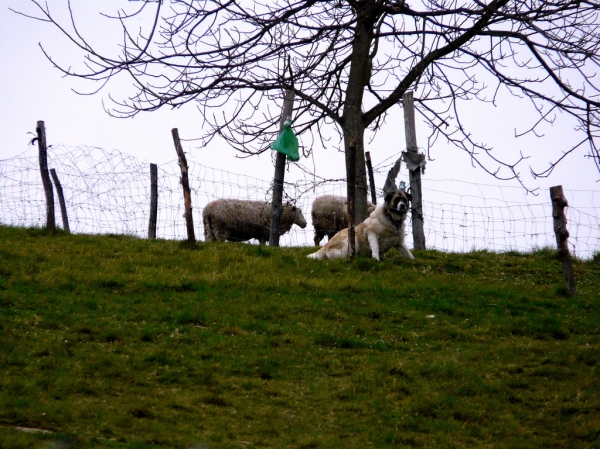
[[203, 199, 307, 245], [311, 195, 376, 246]]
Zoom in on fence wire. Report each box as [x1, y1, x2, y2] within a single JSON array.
[[1, 145, 598, 259]]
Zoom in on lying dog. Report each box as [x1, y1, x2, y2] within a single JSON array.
[[307, 190, 415, 261]]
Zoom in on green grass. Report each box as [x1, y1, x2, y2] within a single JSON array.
[[0, 225, 599, 448]]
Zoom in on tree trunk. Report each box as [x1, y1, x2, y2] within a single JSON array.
[[343, 129, 369, 224], [348, 140, 356, 261], [342, 8, 375, 224]]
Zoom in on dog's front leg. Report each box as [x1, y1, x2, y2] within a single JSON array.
[[367, 231, 381, 261], [397, 242, 415, 260]]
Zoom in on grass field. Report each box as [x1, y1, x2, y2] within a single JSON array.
[[0, 225, 599, 448]]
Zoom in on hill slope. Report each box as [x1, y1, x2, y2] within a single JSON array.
[[0, 226, 599, 448]]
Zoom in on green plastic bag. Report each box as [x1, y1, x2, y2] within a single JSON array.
[[271, 120, 299, 162]]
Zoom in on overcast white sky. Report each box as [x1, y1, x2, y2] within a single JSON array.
[[1, 1, 599, 197]]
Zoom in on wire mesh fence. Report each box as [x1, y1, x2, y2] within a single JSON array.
[[1, 145, 598, 259]]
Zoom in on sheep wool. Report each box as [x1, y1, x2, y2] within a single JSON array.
[[311, 195, 376, 246], [203, 199, 307, 245]]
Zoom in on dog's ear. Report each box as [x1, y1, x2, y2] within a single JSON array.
[[384, 191, 395, 205], [406, 192, 413, 202]]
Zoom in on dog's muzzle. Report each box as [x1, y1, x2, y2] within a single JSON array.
[[397, 202, 407, 213]]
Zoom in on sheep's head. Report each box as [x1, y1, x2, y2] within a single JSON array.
[[284, 203, 307, 229]]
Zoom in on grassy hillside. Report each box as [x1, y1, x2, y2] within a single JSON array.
[[0, 225, 599, 448]]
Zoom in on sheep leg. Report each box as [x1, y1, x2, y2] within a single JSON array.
[[214, 228, 230, 242], [314, 230, 326, 246], [204, 217, 216, 241]]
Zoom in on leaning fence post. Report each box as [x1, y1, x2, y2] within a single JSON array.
[[148, 163, 158, 239], [550, 185, 576, 296], [365, 151, 377, 205], [403, 91, 426, 250], [171, 129, 195, 243], [348, 140, 356, 261], [49, 168, 69, 233], [36, 121, 55, 231], [269, 89, 295, 247]]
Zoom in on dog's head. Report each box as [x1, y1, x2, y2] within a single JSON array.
[[383, 190, 411, 224]]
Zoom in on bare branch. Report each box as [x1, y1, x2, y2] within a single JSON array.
[[15, 0, 600, 188]]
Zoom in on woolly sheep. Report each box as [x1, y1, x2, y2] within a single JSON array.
[[311, 195, 376, 246], [203, 199, 307, 245]]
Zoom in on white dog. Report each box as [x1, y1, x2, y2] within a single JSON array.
[[307, 190, 415, 261]]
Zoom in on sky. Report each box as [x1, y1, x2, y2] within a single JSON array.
[[1, 1, 598, 255]]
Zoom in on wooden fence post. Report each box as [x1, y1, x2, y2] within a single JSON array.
[[550, 185, 576, 296], [49, 168, 70, 233], [403, 91, 426, 250], [36, 121, 55, 231], [365, 151, 377, 205], [171, 129, 195, 243], [269, 89, 295, 247], [148, 163, 158, 239], [348, 140, 356, 261]]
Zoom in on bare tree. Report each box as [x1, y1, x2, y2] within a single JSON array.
[[16, 0, 600, 220]]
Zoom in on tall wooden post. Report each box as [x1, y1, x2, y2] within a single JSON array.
[[172, 129, 195, 243], [403, 91, 426, 250], [148, 163, 158, 239], [365, 151, 377, 205], [269, 89, 295, 247], [36, 121, 55, 231], [348, 140, 357, 261], [49, 168, 69, 233], [550, 185, 576, 296]]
